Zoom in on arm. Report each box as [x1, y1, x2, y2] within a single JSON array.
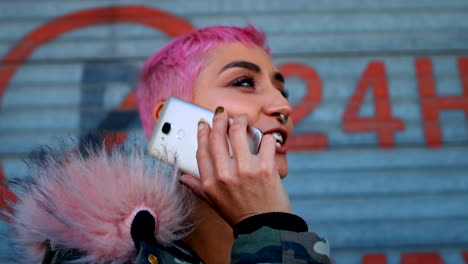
[[231, 213, 331, 264], [181, 111, 331, 263]]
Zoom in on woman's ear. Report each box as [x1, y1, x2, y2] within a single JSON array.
[[152, 101, 166, 121]]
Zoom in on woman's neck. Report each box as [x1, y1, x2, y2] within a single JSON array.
[[184, 199, 234, 264]]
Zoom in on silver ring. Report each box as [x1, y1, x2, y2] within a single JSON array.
[[278, 113, 289, 124]]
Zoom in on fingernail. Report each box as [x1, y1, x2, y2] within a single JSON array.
[[215, 106, 224, 114], [198, 120, 206, 130]]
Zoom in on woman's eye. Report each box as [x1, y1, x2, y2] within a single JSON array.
[[229, 76, 255, 88]]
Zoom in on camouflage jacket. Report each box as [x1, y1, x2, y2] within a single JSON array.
[[43, 226, 331, 264], [9, 142, 330, 264]]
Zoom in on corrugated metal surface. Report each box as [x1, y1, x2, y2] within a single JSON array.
[[1, 1, 467, 263]]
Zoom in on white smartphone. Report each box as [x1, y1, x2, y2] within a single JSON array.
[[148, 97, 263, 177]]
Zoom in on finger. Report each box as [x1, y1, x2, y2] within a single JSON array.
[[228, 114, 251, 164], [180, 174, 211, 204], [257, 133, 276, 165], [196, 120, 214, 181], [209, 107, 231, 162]]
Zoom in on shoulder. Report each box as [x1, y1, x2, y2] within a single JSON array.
[[134, 241, 204, 264], [42, 240, 204, 264]]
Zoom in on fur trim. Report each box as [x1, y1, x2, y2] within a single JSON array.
[[7, 141, 193, 263]]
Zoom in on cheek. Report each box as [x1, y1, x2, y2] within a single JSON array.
[[221, 95, 264, 121], [193, 84, 264, 126], [192, 90, 218, 110], [226, 101, 259, 119], [198, 95, 261, 120]]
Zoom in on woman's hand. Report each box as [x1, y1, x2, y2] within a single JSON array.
[[180, 107, 292, 227]]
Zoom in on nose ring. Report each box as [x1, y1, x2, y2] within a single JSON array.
[[278, 113, 289, 124]]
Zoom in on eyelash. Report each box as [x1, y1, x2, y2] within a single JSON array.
[[228, 75, 289, 99], [228, 75, 255, 88]]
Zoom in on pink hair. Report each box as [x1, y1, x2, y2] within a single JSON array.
[[137, 25, 270, 139]]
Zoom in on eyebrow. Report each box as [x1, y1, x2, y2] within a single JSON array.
[[220, 60, 285, 83], [220, 60, 261, 73]]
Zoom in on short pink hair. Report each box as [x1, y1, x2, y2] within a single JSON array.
[[137, 25, 270, 139]]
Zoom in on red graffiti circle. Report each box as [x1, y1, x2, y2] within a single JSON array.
[[0, 5, 195, 218]]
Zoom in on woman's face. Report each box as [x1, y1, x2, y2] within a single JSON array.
[[192, 43, 293, 178]]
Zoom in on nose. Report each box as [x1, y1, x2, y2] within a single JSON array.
[[262, 90, 292, 121]]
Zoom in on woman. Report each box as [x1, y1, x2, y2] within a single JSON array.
[[8, 25, 330, 263]]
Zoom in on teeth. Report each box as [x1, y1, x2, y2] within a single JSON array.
[[272, 132, 284, 144]]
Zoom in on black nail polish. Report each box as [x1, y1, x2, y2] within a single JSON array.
[[215, 106, 224, 114]]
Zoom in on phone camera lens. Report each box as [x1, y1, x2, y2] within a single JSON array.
[[162, 122, 171, 134]]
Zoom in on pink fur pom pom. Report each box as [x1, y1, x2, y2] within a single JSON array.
[[8, 142, 193, 263]]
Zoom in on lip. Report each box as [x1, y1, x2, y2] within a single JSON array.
[[262, 127, 289, 154], [275, 143, 288, 154]]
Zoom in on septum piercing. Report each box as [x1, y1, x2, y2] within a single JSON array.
[[278, 113, 289, 124]]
